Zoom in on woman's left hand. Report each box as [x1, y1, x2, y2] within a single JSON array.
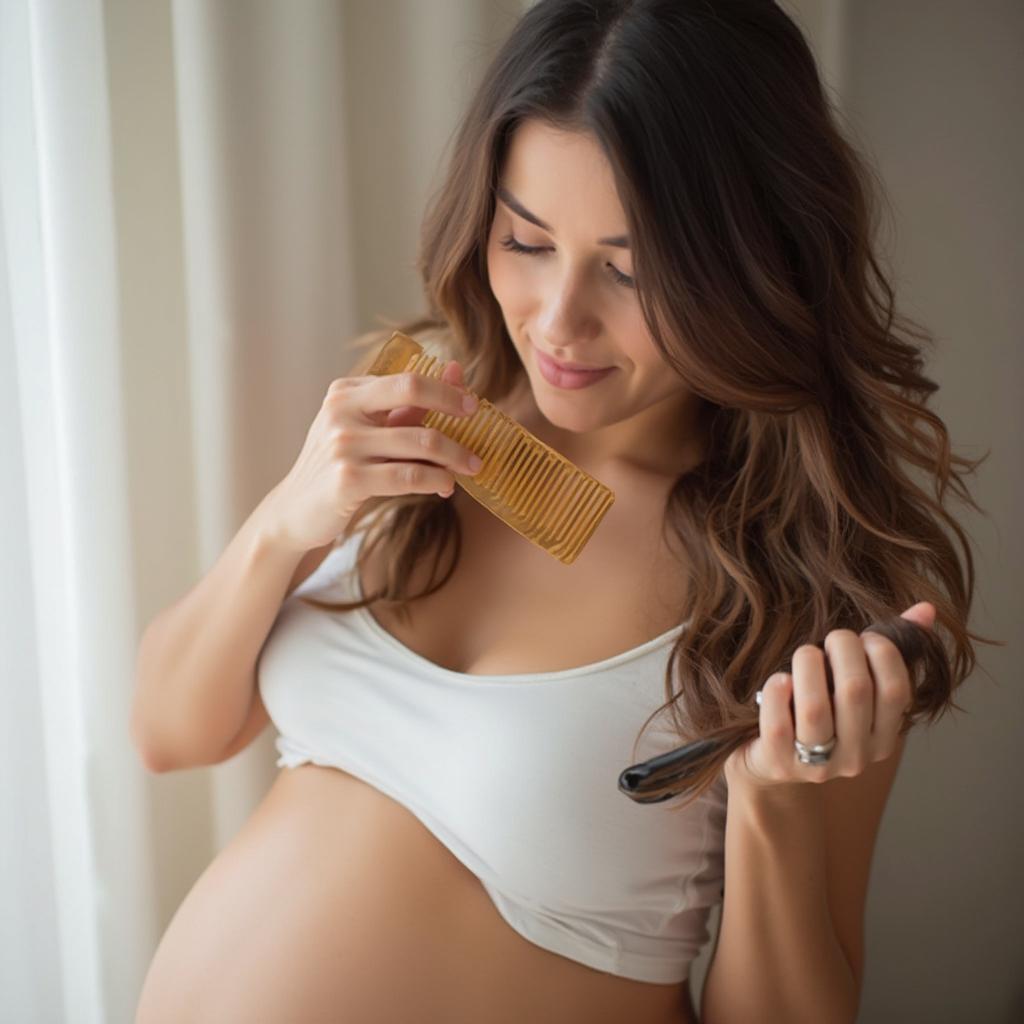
[[723, 601, 935, 792]]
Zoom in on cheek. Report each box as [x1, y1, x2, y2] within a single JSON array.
[[616, 325, 661, 371], [487, 247, 528, 311]]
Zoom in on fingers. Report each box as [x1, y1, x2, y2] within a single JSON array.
[[755, 623, 917, 783], [792, 643, 838, 749], [384, 361, 471, 427], [360, 363, 477, 420], [860, 629, 913, 757], [442, 359, 463, 386], [821, 630, 874, 775], [757, 672, 796, 774]]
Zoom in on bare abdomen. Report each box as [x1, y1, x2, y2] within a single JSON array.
[[135, 763, 696, 1024]]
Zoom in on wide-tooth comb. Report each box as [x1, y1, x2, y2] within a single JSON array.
[[366, 331, 615, 565]]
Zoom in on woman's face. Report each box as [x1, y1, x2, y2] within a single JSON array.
[[485, 119, 702, 477]]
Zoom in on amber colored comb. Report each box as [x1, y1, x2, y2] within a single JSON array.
[[366, 331, 615, 565]]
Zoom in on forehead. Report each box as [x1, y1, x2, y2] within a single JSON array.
[[499, 120, 626, 222]]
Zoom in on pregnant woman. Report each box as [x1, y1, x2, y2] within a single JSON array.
[[132, 2, 981, 1021]]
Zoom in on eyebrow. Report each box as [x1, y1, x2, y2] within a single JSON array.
[[495, 185, 631, 249]]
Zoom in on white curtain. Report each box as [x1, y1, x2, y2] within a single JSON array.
[[0, 1, 527, 1020], [2, 1, 1018, 1021]]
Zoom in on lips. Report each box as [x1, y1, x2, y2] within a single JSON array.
[[533, 343, 617, 390], [536, 348, 612, 373]]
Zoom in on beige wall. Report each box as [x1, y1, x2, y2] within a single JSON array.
[[839, 5, 1022, 1020], [694, 3, 1023, 1020]]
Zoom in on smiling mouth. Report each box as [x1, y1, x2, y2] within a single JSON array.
[[532, 345, 618, 391], [531, 342, 613, 373]]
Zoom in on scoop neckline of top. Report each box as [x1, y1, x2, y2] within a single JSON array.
[[344, 529, 689, 684]]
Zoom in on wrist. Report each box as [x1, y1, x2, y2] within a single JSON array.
[[728, 771, 823, 834], [249, 488, 301, 558]]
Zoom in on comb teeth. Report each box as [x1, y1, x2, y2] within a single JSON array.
[[366, 331, 615, 565]]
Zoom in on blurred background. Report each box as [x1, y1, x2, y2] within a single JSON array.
[[1, 1, 1020, 1021]]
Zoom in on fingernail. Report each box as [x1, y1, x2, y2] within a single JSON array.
[[468, 454, 483, 471], [755, 689, 763, 707]]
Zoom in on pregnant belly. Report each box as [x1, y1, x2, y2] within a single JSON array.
[[135, 763, 697, 1024]]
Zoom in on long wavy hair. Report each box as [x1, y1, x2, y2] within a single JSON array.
[[301, 0, 1000, 806]]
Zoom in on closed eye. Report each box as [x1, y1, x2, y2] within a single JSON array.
[[498, 234, 635, 289]]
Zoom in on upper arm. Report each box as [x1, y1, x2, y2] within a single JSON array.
[[820, 732, 907, 990], [205, 540, 339, 766]]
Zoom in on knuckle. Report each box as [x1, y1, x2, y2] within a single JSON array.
[[802, 701, 831, 727], [879, 675, 911, 707], [395, 372, 421, 399], [324, 390, 352, 417], [418, 427, 439, 452], [330, 424, 356, 447], [327, 376, 350, 395], [861, 630, 893, 653], [842, 675, 874, 705], [334, 462, 357, 491], [400, 462, 422, 487], [862, 633, 900, 667], [824, 628, 857, 652]]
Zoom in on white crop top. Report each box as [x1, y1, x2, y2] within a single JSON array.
[[257, 524, 728, 985]]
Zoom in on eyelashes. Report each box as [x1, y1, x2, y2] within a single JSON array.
[[497, 234, 635, 290]]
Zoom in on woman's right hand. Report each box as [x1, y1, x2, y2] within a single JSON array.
[[262, 359, 483, 554]]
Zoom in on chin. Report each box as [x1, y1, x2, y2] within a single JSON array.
[[529, 385, 609, 435]]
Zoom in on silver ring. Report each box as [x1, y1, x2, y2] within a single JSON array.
[[794, 735, 837, 765], [755, 690, 838, 766]]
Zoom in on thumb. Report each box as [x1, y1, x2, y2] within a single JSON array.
[[900, 600, 936, 630]]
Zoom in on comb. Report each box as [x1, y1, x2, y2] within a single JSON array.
[[366, 331, 615, 565]]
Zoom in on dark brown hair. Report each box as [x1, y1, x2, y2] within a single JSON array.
[[302, 0, 1000, 807]]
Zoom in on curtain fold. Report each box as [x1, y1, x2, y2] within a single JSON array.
[[1, 0, 157, 1020], [1, 1, 527, 1019]]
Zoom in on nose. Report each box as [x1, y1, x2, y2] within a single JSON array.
[[535, 267, 601, 350]]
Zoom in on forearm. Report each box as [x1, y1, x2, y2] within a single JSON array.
[[700, 782, 858, 1024]]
